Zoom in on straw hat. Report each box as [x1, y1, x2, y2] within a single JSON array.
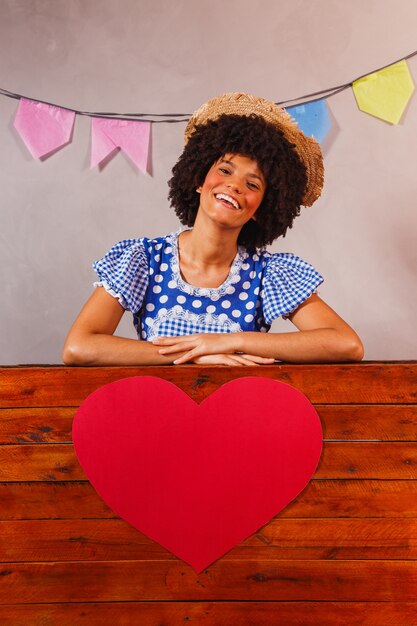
[[184, 92, 324, 207]]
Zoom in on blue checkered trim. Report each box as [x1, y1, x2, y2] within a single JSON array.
[[262, 253, 323, 323], [156, 317, 232, 337], [92, 239, 149, 313]]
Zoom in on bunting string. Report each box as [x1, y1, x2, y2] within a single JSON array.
[[2, 49, 416, 171], [1, 49, 416, 122], [277, 48, 417, 106]]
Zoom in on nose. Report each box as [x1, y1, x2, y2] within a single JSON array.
[[227, 175, 243, 194]]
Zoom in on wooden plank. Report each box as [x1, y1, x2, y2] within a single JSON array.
[[1, 442, 417, 481], [2, 518, 417, 562], [1, 363, 417, 407], [247, 517, 417, 560], [0, 365, 415, 621], [284, 478, 417, 518], [0, 408, 75, 444], [317, 442, 417, 479], [2, 404, 416, 444], [1, 601, 417, 626], [1, 560, 417, 603], [0, 444, 83, 481], [318, 404, 417, 441], [0, 481, 116, 520], [2, 479, 417, 520]]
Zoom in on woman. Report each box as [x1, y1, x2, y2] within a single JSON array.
[[63, 93, 363, 366]]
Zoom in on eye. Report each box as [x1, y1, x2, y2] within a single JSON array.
[[218, 166, 231, 175], [247, 181, 260, 191]]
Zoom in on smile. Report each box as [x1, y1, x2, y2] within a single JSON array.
[[215, 193, 241, 210]]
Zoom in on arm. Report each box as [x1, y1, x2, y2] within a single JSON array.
[[154, 294, 364, 364], [236, 293, 364, 362], [62, 287, 186, 366], [62, 288, 274, 366]]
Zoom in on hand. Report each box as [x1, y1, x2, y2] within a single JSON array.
[[152, 334, 275, 365], [189, 353, 276, 366], [153, 333, 239, 364]]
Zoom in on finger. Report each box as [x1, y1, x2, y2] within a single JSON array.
[[240, 354, 276, 364], [151, 336, 170, 345], [153, 337, 191, 347], [158, 339, 203, 355], [191, 354, 251, 366], [153, 334, 200, 346], [173, 348, 202, 364], [215, 355, 246, 366], [229, 354, 260, 366]]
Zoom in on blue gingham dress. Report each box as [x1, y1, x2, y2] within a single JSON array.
[[93, 230, 323, 341]]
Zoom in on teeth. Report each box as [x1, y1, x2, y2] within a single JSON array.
[[215, 193, 240, 209]]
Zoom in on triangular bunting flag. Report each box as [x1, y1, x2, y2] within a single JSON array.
[[91, 117, 151, 172], [287, 99, 330, 143], [353, 60, 414, 124], [14, 98, 75, 159]]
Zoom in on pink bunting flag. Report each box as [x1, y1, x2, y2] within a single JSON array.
[[91, 117, 151, 172], [14, 98, 75, 159]]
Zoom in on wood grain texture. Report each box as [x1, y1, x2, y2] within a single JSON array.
[[317, 404, 417, 440], [1, 404, 416, 443], [0, 407, 75, 443], [1, 441, 417, 481], [2, 479, 417, 520], [1, 363, 416, 624], [1, 363, 417, 406], [2, 518, 417, 562], [1, 560, 417, 603], [317, 442, 417, 479], [1, 602, 417, 626]]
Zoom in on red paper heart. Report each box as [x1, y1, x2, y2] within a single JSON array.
[[73, 376, 322, 572]]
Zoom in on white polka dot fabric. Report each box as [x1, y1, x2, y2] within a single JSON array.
[[93, 230, 323, 340]]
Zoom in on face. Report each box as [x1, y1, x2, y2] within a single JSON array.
[[196, 154, 266, 230]]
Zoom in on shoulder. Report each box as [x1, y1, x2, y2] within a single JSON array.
[[261, 251, 322, 283], [99, 237, 146, 258], [94, 232, 176, 264], [91, 236, 171, 312], [142, 232, 177, 256], [260, 250, 324, 322], [92, 238, 148, 279]]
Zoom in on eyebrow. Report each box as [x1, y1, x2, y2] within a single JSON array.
[[220, 159, 265, 183]]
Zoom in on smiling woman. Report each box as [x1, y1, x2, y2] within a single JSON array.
[[62, 92, 364, 366], [196, 154, 265, 230]]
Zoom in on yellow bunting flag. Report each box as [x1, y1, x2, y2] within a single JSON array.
[[352, 60, 414, 124]]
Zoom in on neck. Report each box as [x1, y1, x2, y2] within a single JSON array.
[[181, 213, 239, 266], [180, 225, 238, 267], [177, 215, 241, 288]]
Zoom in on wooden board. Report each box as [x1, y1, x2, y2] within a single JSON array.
[[1, 602, 417, 626], [1, 518, 417, 561], [2, 479, 417, 520], [1, 363, 417, 406], [1, 404, 416, 442], [1, 560, 417, 603], [1, 441, 417, 481], [0, 363, 416, 624]]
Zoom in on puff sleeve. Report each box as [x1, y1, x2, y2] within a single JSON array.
[[92, 239, 149, 313], [262, 253, 324, 324]]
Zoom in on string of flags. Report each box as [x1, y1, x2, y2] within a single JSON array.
[[1, 51, 415, 173]]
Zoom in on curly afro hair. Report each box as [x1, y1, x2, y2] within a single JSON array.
[[168, 114, 308, 250]]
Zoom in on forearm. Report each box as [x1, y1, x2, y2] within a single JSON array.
[[63, 288, 186, 366], [62, 333, 183, 366], [234, 328, 364, 363]]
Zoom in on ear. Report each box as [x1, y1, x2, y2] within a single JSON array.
[[196, 186, 202, 193]]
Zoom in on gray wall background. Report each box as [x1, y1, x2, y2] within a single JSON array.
[[0, 0, 416, 364]]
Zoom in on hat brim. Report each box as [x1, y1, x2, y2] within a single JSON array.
[[184, 92, 324, 207]]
